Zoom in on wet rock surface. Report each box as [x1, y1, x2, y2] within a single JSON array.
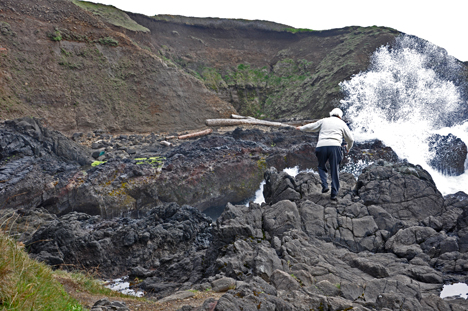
[[2, 118, 468, 310], [16, 161, 468, 310], [198, 162, 467, 310], [428, 133, 467, 176], [26, 203, 212, 280]]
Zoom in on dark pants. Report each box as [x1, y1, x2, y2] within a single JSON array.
[[315, 146, 342, 196]]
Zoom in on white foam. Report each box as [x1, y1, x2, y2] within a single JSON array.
[[340, 35, 468, 195], [105, 277, 145, 297]]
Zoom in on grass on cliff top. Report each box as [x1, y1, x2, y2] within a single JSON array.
[[72, 0, 150, 33], [0, 230, 85, 310], [284, 27, 315, 33]]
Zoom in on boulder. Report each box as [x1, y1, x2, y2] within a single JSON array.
[[211, 277, 237, 292], [428, 134, 467, 176], [270, 269, 300, 291], [356, 161, 444, 221], [263, 167, 301, 205]]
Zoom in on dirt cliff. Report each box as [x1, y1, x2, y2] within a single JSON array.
[[0, 0, 235, 134], [0, 0, 401, 134]]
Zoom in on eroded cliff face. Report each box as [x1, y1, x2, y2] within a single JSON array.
[[125, 14, 400, 119], [0, 0, 403, 134], [0, 0, 236, 134]]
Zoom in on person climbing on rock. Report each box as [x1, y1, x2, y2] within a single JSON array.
[[296, 108, 354, 200]]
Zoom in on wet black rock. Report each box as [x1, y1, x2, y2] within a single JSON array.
[[26, 203, 212, 279], [0, 118, 92, 211], [198, 163, 468, 310], [428, 133, 467, 176], [0, 121, 323, 217], [16, 159, 468, 310], [3, 118, 468, 310], [0, 117, 91, 166], [356, 161, 444, 221]]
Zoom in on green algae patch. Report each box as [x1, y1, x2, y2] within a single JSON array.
[[135, 157, 165, 168]]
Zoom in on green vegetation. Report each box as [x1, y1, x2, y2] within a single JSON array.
[[134, 157, 165, 168], [98, 36, 119, 47], [59, 59, 81, 70], [48, 29, 62, 41], [72, 0, 150, 33], [284, 28, 315, 33], [0, 21, 16, 37], [0, 230, 84, 310], [183, 59, 313, 118]]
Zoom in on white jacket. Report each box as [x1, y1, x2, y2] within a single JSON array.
[[299, 116, 354, 150]]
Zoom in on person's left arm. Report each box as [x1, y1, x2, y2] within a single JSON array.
[[342, 125, 354, 151]]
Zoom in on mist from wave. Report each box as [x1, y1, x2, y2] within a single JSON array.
[[340, 35, 468, 195]]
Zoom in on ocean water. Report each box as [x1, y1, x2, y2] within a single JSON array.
[[440, 283, 468, 299], [105, 277, 145, 297], [340, 35, 468, 196]]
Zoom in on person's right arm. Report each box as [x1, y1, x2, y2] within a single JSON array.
[[297, 120, 322, 132]]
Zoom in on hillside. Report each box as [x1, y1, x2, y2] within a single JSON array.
[[125, 14, 400, 119], [0, 0, 235, 134], [0, 0, 401, 134]]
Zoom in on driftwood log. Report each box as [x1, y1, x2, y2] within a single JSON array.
[[206, 118, 293, 128], [178, 129, 213, 140], [231, 114, 255, 120]]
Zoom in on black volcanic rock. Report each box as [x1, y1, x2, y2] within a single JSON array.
[[26, 203, 212, 281], [428, 133, 467, 176], [13, 160, 468, 310], [356, 161, 444, 221]]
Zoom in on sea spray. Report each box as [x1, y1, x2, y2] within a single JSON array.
[[340, 35, 468, 195]]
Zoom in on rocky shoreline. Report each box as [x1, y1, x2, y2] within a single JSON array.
[[1, 117, 467, 310]]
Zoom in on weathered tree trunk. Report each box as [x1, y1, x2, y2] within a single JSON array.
[[231, 114, 255, 120], [178, 129, 213, 140], [206, 118, 293, 128]]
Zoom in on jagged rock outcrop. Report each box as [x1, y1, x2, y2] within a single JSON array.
[[200, 162, 467, 310], [12, 158, 468, 310], [0, 117, 92, 211], [26, 203, 212, 282], [1, 119, 322, 216], [1, 115, 404, 218]]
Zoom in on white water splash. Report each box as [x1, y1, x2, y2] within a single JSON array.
[[340, 35, 468, 195]]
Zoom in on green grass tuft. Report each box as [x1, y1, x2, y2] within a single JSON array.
[[0, 230, 84, 310]]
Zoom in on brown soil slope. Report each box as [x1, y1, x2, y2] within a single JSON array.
[[0, 0, 401, 134], [0, 0, 235, 134]]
